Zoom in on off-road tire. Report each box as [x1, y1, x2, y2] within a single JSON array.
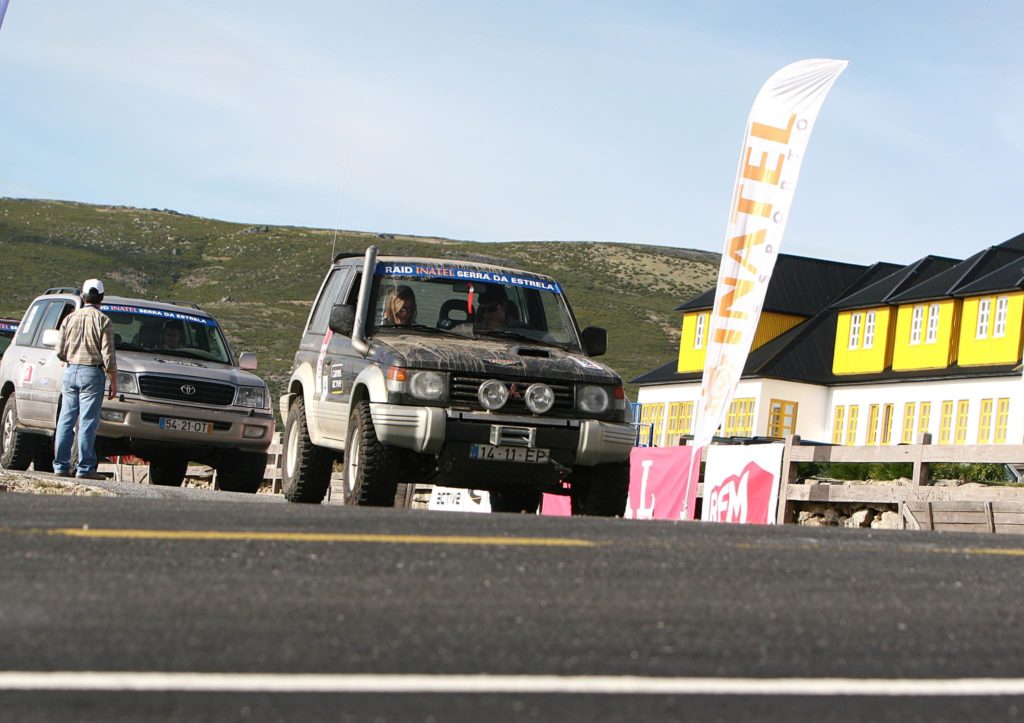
[[150, 456, 188, 486], [343, 401, 398, 507], [489, 487, 541, 514], [216, 451, 268, 494], [282, 396, 332, 503], [569, 461, 630, 517], [0, 393, 37, 471]]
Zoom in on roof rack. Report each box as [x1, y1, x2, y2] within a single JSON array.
[[43, 286, 81, 295], [160, 300, 204, 310]]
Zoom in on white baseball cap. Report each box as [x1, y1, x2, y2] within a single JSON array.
[[82, 278, 105, 295]]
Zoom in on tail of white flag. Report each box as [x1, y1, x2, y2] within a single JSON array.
[[681, 59, 847, 519]]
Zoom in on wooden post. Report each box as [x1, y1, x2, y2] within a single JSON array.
[[924, 501, 934, 531], [776, 435, 801, 524], [985, 501, 996, 533], [912, 432, 932, 488]]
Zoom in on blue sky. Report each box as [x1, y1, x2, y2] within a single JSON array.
[[1, 1, 1021, 265]]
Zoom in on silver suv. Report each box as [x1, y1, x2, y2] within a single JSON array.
[[0, 288, 275, 491], [279, 246, 635, 515]]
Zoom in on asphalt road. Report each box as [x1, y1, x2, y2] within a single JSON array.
[[2, 486, 1024, 721]]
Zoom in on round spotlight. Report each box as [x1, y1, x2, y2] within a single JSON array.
[[478, 379, 508, 410], [524, 383, 555, 414]]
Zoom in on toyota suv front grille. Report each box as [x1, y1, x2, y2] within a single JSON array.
[[139, 375, 235, 406]]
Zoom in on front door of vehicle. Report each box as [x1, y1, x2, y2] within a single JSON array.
[[302, 268, 355, 443], [31, 300, 77, 425]]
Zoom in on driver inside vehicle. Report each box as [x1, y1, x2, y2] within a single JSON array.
[[163, 322, 184, 350], [475, 285, 525, 331], [382, 285, 417, 326]]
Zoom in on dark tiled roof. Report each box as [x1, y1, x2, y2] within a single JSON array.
[[637, 261, 902, 386], [832, 255, 960, 310], [673, 254, 872, 316], [997, 231, 1024, 252], [888, 247, 1024, 304], [954, 259, 1024, 296]]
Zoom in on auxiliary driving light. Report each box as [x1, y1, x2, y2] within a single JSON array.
[[478, 379, 508, 410], [524, 383, 555, 414]]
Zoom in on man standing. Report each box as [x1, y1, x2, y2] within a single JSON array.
[[53, 279, 117, 480]]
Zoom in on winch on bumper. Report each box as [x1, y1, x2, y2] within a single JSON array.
[[368, 402, 634, 486]]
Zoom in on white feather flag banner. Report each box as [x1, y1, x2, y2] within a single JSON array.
[[693, 58, 848, 449]]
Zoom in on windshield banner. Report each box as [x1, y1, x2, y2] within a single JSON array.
[[101, 304, 217, 327], [0, 321, 17, 332], [377, 263, 561, 293]]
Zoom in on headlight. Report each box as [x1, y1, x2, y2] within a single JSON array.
[[115, 371, 138, 395], [524, 383, 555, 414], [235, 385, 267, 408], [478, 379, 508, 410], [409, 371, 446, 401], [577, 385, 610, 414]]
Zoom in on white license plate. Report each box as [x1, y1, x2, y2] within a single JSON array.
[[159, 417, 211, 434], [469, 444, 549, 464]]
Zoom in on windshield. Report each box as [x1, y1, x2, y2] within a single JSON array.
[[100, 303, 233, 365], [0, 321, 17, 356], [370, 263, 580, 349]]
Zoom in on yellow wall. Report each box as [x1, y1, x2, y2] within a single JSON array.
[[677, 312, 708, 373], [752, 312, 804, 349], [833, 307, 891, 374], [891, 299, 959, 371], [957, 292, 1024, 366], [677, 311, 803, 373]]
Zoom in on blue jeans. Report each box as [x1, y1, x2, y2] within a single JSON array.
[[54, 365, 106, 475]]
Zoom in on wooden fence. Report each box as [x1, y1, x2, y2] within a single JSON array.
[[773, 434, 1024, 532]]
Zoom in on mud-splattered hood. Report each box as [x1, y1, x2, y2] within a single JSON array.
[[367, 333, 621, 385]]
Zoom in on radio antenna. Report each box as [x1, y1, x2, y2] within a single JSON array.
[[330, 139, 352, 261]]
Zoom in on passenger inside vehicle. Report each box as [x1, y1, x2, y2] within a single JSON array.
[[381, 285, 417, 326]]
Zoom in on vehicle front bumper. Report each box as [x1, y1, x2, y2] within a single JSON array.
[[98, 396, 275, 452], [369, 404, 634, 466]]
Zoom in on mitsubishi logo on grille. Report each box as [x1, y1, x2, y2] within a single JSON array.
[[180, 384, 197, 396]]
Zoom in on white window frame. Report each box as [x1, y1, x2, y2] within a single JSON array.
[[863, 311, 876, 349], [909, 306, 924, 345], [848, 313, 862, 350], [994, 296, 1009, 338], [976, 298, 991, 339], [694, 313, 705, 350], [925, 304, 940, 344]]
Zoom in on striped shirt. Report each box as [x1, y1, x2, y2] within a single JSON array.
[[57, 305, 117, 372]]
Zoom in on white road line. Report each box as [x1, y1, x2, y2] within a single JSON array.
[[1, 673, 1024, 696]]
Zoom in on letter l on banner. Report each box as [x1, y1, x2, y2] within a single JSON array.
[[681, 58, 848, 519]]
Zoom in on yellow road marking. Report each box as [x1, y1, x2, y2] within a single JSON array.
[[39, 527, 595, 547]]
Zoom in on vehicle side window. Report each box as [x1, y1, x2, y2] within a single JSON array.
[[13, 301, 46, 347], [308, 269, 353, 335], [34, 301, 76, 347]]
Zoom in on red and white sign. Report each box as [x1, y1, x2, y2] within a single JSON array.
[[701, 444, 784, 524], [625, 446, 701, 521]]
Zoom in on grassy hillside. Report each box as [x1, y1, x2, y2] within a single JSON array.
[[0, 198, 719, 410]]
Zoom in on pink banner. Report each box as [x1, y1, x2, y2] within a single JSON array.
[[701, 444, 783, 524], [626, 446, 701, 520], [540, 492, 572, 516]]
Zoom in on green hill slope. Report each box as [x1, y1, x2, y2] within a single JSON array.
[[0, 198, 719, 408]]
